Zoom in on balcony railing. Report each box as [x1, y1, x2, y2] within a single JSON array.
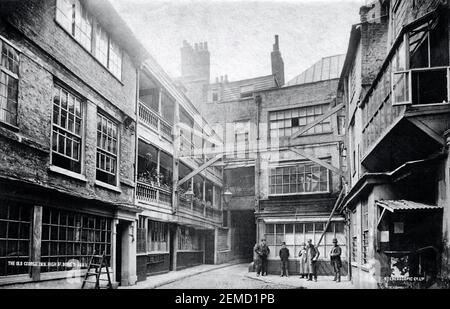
[[361, 64, 449, 158], [136, 181, 172, 206], [139, 102, 173, 141], [177, 195, 221, 222]]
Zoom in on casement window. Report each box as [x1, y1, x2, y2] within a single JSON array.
[[40, 207, 111, 273], [0, 201, 32, 277], [265, 222, 345, 259], [269, 161, 329, 195], [51, 84, 83, 174], [178, 226, 201, 251], [269, 104, 332, 139], [148, 220, 168, 252], [56, 0, 122, 80], [96, 113, 118, 186], [0, 38, 19, 127], [362, 200, 369, 265]]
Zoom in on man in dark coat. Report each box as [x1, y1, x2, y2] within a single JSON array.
[[254, 238, 270, 276], [330, 238, 342, 282], [279, 242, 290, 277], [306, 239, 320, 281]]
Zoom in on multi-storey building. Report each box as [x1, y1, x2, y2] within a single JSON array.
[[178, 37, 285, 262], [254, 54, 348, 275], [135, 56, 225, 280], [0, 0, 226, 288], [0, 0, 147, 286], [338, 0, 450, 288]]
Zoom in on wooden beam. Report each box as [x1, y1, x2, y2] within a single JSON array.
[[407, 118, 445, 145], [377, 207, 387, 228], [290, 148, 345, 177], [178, 154, 223, 187], [316, 188, 345, 247], [174, 122, 222, 146], [291, 104, 345, 140]]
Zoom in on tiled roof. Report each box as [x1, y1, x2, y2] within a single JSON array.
[[208, 75, 277, 102], [286, 54, 346, 87], [376, 200, 443, 212]]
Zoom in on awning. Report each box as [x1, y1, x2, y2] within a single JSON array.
[[376, 200, 443, 212], [263, 217, 345, 224]]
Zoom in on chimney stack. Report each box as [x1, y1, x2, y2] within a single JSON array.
[[271, 34, 285, 87]]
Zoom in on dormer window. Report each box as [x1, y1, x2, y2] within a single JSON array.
[[240, 85, 254, 99]]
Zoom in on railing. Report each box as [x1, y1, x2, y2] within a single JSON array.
[[180, 134, 194, 157], [136, 181, 172, 206], [139, 102, 173, 141], [177, 194, 222, 222]]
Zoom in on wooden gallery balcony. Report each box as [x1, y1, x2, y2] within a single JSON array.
[[138, 101, 173, 142]]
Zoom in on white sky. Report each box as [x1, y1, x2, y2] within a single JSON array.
[[110, 0, 365, 82]]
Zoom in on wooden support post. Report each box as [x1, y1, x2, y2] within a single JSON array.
[[172, 100, 180, 214], [31, 205, 43, 281]]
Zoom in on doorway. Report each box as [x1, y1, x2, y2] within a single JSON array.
[[115, 221, 125, 284]]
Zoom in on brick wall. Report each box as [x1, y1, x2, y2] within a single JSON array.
[[0, 0, 138, 206]]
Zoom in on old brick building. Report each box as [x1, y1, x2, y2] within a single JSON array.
[[178, 37, 284, 263], [338, 0, 450, 288], [0, 0, 148, 286], [254, 55, 348, 275]]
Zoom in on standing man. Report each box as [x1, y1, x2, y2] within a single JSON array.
[[330, 238, 342, 282], [306, 239, 320, 282], [279, 242, 290, 277], [254, 238, 270, 276]]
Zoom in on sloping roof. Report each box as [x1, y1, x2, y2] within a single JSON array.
[[209, 75, 277, 102], [376, 200, 443, 212], [286, 54, 346, 87]]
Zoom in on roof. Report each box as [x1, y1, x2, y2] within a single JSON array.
[[286, 54, 346, 87], [376, 200, 443, 212], [208, 74, 277, 102], [263, 217, 344, 224]]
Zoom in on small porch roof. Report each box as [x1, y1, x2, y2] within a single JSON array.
[[376, 200, 443, 213], [263, 216, 345, 224]]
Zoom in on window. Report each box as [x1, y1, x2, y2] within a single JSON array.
[[265, 222, 345, 259], [40, 207, 111, 273], [94, 24, 109, 67], [0, 201, 32, 277], [137, 216, 147, 254], [56, 0, 123, 79], [0, 38, 19, 126], [51, 84, 83, 173], [362, 200, 369, 265], [234, 121, 250, 159], [269, 105, 332, 139], [351, 210, 357, 263], [74, 4, 93, 51], [108, 40, 122, 79], [178, 227, 201, 251], [96, 113, 118, 186], [240, 85, 254, 99], [269, 161, 329, 195], [148, 220, 168, 252]]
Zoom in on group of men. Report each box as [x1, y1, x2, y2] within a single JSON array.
[[253, 238, 342, 282]]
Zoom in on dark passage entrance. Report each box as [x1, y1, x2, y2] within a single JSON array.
[[231, 210, 256, 261]]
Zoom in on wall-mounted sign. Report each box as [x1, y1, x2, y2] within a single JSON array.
[[394, 222, 404, 234]]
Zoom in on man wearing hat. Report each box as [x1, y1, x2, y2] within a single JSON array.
[[254, 238, 270, 276], [330, 238, 342, 282]]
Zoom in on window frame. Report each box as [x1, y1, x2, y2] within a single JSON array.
[[50, 83, 85, 175], [268, 160, 330, 196], [0, 36, 20, 128], [55, 0, 123, 81], [95, 111, 120, 188]]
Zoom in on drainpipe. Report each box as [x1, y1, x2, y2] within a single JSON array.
[[255, 95, 262, 241]]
